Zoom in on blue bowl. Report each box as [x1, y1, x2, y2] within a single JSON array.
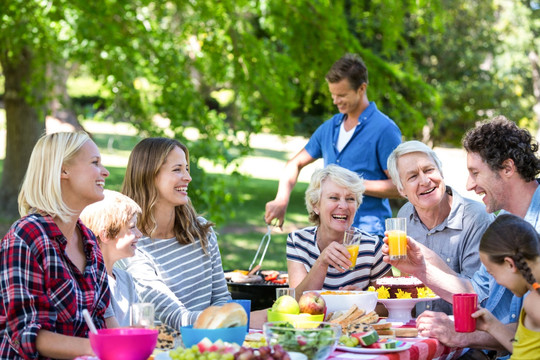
[[180, 325, 247, 347]]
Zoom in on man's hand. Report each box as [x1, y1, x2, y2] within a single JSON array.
[[416, 311, 468, 348], [382, 234, 427, 276], [264, 199, 288, 229]]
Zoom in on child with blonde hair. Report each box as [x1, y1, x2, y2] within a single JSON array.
[[81, 189, 143, 326], [472, 214, 540, 358]]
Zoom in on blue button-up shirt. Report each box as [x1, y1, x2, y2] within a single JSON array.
[[304, 102, 401, 236], [468, 183, 540, 359], [472, 183, 540, 322]]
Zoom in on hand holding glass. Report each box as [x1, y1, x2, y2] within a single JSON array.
[[343, 228, 361, 270], [453, 293, 477, 332], [385, 218, 407, 260], [131, 303, 155, 328]]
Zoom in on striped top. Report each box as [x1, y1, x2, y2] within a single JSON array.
[[287, 226, 391, 290], [117, 218, 231, 329]]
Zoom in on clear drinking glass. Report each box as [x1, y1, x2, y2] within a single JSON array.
[[276, 287, 296, 300], [130, 303, 155, 328], [343, 228, 361, 270], [385, 218, 407, 260]]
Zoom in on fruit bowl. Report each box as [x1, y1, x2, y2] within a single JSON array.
[[263, 321, 341, 360], [313, 290, 377, 314], [89, 327, 158, 360], [267, 310, 324, 328], [180, 325, 247, 347]]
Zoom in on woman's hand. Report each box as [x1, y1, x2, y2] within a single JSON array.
[[317, 241, 351, 273], [249, 309, 268, 330]]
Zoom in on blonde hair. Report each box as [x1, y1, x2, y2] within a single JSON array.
[[80, 190, 142, 242], [305, 164, 365, 225], [121, 137, 213, 251], [18, 131, 91, 223]]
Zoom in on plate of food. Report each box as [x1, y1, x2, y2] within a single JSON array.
[[336, 341, 412, 354]]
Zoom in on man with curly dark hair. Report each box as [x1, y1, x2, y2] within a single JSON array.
[[384, 116, 540, 360], [463, 115, 540, 215]]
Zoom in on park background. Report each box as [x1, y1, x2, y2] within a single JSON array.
[[1, 0, 539, 270]]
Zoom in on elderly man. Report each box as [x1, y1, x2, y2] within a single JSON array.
[[384, 116, 540, 359], [386, 140, 493, 315]]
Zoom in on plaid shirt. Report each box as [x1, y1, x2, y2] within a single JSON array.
[[0, 214, 111, 360]]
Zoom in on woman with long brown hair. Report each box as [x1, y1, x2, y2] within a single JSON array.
[[119, 137, 231, 329]]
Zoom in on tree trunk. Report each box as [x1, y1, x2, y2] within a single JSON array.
[[46, 61, 86, 133], [0, 47, 46, 219]]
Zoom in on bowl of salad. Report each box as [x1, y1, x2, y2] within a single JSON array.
[[263, 321, 341, 360]]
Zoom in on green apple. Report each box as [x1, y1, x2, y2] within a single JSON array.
[[272, 295, 300, 314]]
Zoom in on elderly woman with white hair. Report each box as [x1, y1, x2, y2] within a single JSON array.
[[287, 164, 391, 298], [386, 140, 494, 315]]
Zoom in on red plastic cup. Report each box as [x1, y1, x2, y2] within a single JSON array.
[[453, 293, 478, 332]]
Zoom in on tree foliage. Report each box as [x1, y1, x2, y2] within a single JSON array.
[[1, 0, 537, 221], [0, 0, 444, 220]]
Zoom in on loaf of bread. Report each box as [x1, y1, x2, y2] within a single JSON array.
[[193, 303, 248, 329]]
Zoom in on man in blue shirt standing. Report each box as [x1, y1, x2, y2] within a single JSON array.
[[264, 53, 401, 237]]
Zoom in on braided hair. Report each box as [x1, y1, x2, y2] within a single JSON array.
[[480, 214, 540, 295]]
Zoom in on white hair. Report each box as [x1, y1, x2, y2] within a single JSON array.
[[387, 140, 443, 193], [305, 164, 365, 225]]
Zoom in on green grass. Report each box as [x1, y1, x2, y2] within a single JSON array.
[[0, 118, 308, 271], [104, 165, 129, 192], [92, 132, 143, 154], [218, 177, 309, 271], [0, 122, 405, 272]]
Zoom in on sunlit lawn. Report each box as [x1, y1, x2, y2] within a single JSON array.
[[0, 118, 309, 271], [217, 178, 309, 271]]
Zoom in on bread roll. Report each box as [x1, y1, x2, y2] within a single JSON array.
[[194, 303, 248, 329], [393, 327, 418, 337], [193, 306, 220, 328]]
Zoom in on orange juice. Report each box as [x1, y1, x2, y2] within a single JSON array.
[[346, 244, 359, 270], [388, 230, 407, 260]]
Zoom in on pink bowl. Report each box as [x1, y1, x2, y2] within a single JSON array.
[[89, 328, 158, 360]]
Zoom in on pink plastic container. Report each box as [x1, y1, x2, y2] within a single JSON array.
[[453, 293, 478, 332], [89, 328, 158, 360]]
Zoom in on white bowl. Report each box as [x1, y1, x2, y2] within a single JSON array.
[[312, 290, 378, 314]]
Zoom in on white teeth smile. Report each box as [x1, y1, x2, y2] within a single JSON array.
[[420, 188, 435, 195], [96, 181, 105, 187], [175, 186, 188, 192], [332, 215, 347, 220]]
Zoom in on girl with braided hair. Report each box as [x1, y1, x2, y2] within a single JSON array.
[[472, 214, 540, 358]]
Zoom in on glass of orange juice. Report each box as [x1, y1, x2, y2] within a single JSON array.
[[385, 218, 407, 260], [343, 228, 361, 270]]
